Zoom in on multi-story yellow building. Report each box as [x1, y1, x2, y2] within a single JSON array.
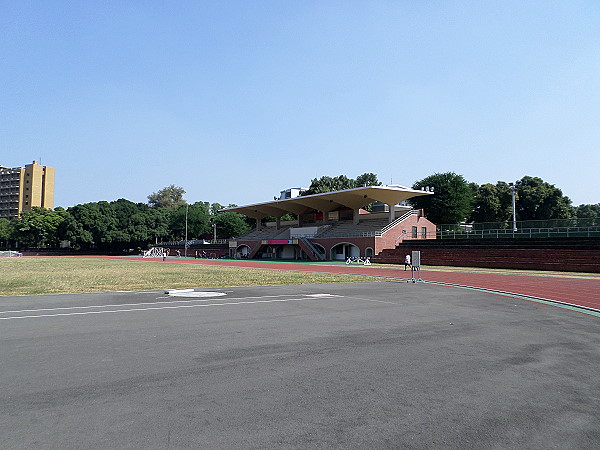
[[0, 161, 55, 219]]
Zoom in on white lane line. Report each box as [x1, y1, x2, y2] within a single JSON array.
[[0, 296, 346, 320], [346, 296, 397, 305], [0, 293, 331, 315], [0, 298, 219, 315]]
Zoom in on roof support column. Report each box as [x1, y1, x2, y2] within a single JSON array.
[[388, 204, 395, 223], [353, 209, 359, 225], [276, 216, 281, 230]]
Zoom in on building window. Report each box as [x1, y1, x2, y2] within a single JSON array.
[[421, 227, 427, 238], [412, 226, 418, 238]]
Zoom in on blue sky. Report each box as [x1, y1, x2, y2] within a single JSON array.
[[2, 1, 599, 207]]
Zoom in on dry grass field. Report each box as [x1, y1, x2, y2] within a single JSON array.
[[0, 257, 381, 296]]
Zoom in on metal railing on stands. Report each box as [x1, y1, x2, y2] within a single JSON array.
[[299, 237, 326, 260], [380, 210, 418, 234], [158, 239, 229, 246], [436, 218, 600, 239]]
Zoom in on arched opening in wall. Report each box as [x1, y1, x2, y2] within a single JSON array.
[[236, 245, 251, 259], [365, 247, 374, 258], [330, 242, 360, 261]]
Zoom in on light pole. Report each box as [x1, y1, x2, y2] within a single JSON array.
[[213, 223, 217, 242], [184, 204, 189, 257], [509, 181, 521, 232]]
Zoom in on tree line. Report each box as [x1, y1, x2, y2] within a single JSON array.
[[0, 185, 250, 251], [303, 172, 599, 225], [1, 174, 598, 251]]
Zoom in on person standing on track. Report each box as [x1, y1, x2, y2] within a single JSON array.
[[404, 254, 411, 271]]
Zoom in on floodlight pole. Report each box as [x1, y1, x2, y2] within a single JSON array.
[[184, 204, 189, 257], [509, 182, 518, 232]]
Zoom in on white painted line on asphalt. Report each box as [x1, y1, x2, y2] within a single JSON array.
[[347, 296, 397, 305], [0, 298, 220, 315], [0, 295, 347, 320], [305, 293, 337, 297], [0, 293, 343, 316], [167, 291, 227, 298], [113, 290, 158, 294], [0, 293, 310, 315]]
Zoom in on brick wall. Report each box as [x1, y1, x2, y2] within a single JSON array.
[[374, 243, 600, 273]]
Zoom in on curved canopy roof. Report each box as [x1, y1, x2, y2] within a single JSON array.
[[222, 185, 434, 219]]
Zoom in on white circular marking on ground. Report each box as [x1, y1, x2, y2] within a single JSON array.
[[167, 291, 227, 298], [164, 289, 194, 294]]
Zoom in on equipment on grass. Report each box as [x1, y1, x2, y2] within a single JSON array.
[[143, 247, 167, 258]]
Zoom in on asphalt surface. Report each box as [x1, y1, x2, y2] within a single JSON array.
[[1, 282, 599, 449], [105, 256, 600, 311]]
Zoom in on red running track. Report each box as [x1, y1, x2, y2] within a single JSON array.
[[88, 256, 600, 312]]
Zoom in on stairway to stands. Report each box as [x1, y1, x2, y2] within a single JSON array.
[[299, 238, 326, 261]]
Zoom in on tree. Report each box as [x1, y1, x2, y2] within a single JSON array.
[[355, 172, 382, 187], [410, 172, 474, 225], [469, 182, 513, 223], [109, 199, 169, 248], [57, 207, 89, 248], [301, 173, 381, 196], [12, 207, 69, 248], [168, 202, 211, 240], [210, 202, 226, 216], [213, 212, 250, 239], [67, 201, 118, 249], [573, 203, 600, 219], [147, 185, 186, 210], [515, 176, 571, 221], [302, 175, 355, 195], [0, 218, 13, 248]]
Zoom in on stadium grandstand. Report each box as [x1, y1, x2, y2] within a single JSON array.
[[222, 185, 435, 261]]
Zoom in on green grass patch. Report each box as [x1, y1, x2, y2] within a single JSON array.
[[0, 257, 381, 296]]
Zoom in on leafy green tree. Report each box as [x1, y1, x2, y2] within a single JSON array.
[[515, 176, 571, 220], [12, 207, 68, 248], [65, 200, 170, 250], [469, 182, 513, 223], [110, 199, 169, 248], [147, 185, 186, 209], [355, 173, 382, 187], [0, 218, 13, 248], [145, 207, 170, 244], [57, 207, 89, 248], [410, 172, 474, 225], [573, 203, 600, 219], [302, 175, 356, 195], [301, 173, 381, 196], [168, 202, 211, 240], [68, 201, 118, 249], [210, 202, 225, 216], [213, 212, 250, 239]]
